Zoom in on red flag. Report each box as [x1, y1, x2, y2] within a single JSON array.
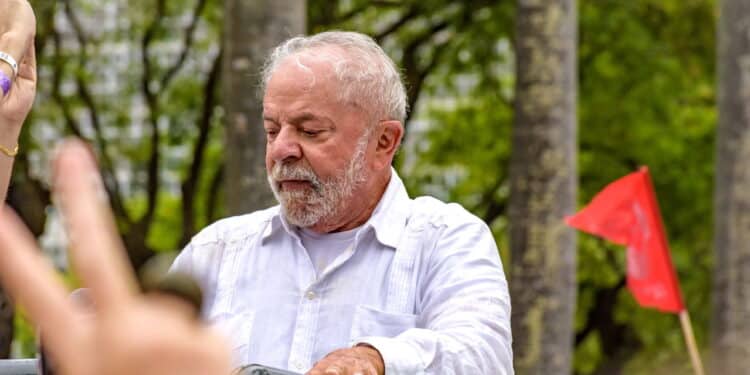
[[566, 167, 685, 313]]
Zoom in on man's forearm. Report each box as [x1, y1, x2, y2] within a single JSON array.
[[356, 309, 513, 375], [356, 219, 514, 374]]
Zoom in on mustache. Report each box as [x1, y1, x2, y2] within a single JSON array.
[[271, 162, 321, 189]]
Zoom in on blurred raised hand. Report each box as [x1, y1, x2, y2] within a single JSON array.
[[0, 140, 232, 375]]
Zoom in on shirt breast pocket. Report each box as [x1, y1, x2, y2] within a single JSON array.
[[210, 310, 255, 365], [350, 304, 418, 340]]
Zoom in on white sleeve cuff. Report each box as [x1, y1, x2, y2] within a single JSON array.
[[353, 336, 425, 375]]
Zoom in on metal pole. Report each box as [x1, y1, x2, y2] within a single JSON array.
[[0, 359, 303, 375], [0, 359, 37, 375]]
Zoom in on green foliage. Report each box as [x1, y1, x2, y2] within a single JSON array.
[[27, 0, 225, 243], [12, 0, 226, 356], [12, 0, 718, 372], [576, 0, 715, 372], [12, 312, 35, 359], [314, 0, 716, 373]]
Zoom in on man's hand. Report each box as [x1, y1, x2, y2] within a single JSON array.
[[307, 345, 385, 375], [0, 139, 232, 375]]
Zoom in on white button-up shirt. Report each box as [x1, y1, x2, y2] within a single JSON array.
[[171, 171, 513, 374]]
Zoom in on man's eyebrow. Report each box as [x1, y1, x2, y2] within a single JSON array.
[[289, 112, 335, 127], [262, 113, 278, 123]]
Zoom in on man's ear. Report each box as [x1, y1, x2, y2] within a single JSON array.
[[372, 120, 403, 170]]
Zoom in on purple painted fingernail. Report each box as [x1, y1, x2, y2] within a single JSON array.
[[0, 70, 10, 96]]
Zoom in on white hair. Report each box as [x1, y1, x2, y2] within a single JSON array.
[[261, 31, 408, 123]]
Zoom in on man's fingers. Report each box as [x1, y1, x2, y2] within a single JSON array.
[[323, 365, 343, 375], [16, 42, 35, 83], [308, 348, 382, 375], [52, 139, 138, 311], [308, 357, 347, 375], [0, 207, 78, 359]]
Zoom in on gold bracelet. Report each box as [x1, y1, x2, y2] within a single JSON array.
[[0, 144, 18, 157]]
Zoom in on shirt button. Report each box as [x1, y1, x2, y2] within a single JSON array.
[[305, 290, 316, 300], [293, 361, 304, 370]]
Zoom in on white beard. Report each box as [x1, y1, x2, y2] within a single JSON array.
[[268, 132, 369, 228]]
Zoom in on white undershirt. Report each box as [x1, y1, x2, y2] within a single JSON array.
[[298, 226, 359, 276]]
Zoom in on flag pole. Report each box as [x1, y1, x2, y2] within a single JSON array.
[[643, 168, 703, 374], [678, 309, 704, 375]]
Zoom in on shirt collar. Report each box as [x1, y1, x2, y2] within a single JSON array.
[[262, 206, 287, 243], [262, 167, 412, 249], [363, 168, 411, 249]]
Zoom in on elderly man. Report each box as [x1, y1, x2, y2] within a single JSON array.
[[172, 31, 513, 375]]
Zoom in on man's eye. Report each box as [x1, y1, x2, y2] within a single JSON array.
[[265, 129, 278, 137], [301, 129, 321, 137]]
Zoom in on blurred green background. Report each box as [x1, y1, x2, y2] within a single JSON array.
[[7, 0, 718, 374]]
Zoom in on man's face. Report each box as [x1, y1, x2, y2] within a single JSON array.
[[262, 52, 374, 228]]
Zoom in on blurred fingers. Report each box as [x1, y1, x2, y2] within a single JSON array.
[[0, 207, 78, 359], [52, 139, 138, 312]]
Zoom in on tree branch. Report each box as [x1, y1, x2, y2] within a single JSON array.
[[205, 163, 224, 224], [478, 178, 509, 224], [401, 20, 451, 123], [575, 277, 626, 346], [138, 0, 167, 231], [60, 0, 91, 47], [160, 0, 208, 89], [50, 28, 83, 138], [315, 0, 404, 28], [32, 1, 58, 59], [62, 0, 130, 223], [179, 50, 222, 247], [373, 6, 419, 43]]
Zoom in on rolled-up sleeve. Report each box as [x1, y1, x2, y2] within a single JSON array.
[[356, 218, 513, 374]]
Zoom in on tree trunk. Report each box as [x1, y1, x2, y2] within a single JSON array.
[[508, 0, 577, 373], [222, 0, 306, 215], [712, 0, 750, 373]]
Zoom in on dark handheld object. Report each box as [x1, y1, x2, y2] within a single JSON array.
[[141, 271, 204, 316], [140, 255, 204, 316], [236, 364, 302, 375]]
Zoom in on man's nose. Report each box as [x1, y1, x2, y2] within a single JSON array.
[[269, 127, 302, 163]]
